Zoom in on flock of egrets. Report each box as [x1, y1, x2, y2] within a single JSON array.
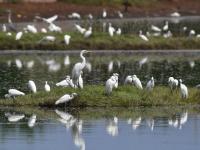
[[1, 9, 200, 45], [4, 50, 189, 107]]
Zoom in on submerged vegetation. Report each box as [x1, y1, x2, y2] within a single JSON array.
[[0, 32, 200, 50], [0, 85, 199, 107]]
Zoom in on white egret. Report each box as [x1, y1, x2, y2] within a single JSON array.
[[124, 75, 133, 84], [28, 80, 37, 93], [78, 73, 83, 89], [112, 73, 119, 89], [6, 32, 12, 36], [102, 9, 107, 18], [15, 59, 23, 69], [41, 28, 47, 33], [71, 50, 90, 88], [7, 89, 25, 98], [88, 13, 93, 20], [15, 31, 23, 40], [163, 21, 169, 31], [5, 113, 25, 122], [64, 34, 71, 45], [28, 114, 37, 128], [146, 77, 155, 91], [170, 12, 181, 17], [2, 24, 7, 32], [64, 55, 70, 66], [139, 30, 149, 42], [179, 79, 188, 99], [56, 76, 71, 87], [26, 60, 34, 69], [68, 12, 81, 19], [55, 93, 78, 105], [105, 76, 117, 95], [48, 23, 62, 33], [116, 28, 121, 35], [189, 29, 195, 36], [132, 75, 143, 90], [139, 56, 148, 68], [27, 25, 37, 33], [74, 24, 86, 34], [108, 61, 113, 72], [189, 61, 195, 68], [151, 25, 161, 32], [40, 35, 56, 42], [108, 23, 115, 37], [35, 15, 58, 24], [85, 62, 92, 72], [44, 81, 50, 92], [117, 11, 123, 18], [84, 27, 92, 38], [168, 77, 178, 91], [163, 30, 172, 38]]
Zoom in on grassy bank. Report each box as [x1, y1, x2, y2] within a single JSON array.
[[0, 85, 200, 107], [0, 32, 200, 50]]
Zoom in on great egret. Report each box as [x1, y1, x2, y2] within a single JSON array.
[[88, 13, 93, 20], [179, 79, 188, 99], [7, 10, 17, 32], [26, 25, 37, 33], [170, 12, 181, 17], [105, 76, 117, 95], [139, 30, 149, 42], [44, 81, 50, 92], [108, 61, 113, 72], [2, 24, 7, 32], [41, 28, 47, 33], [55, 93, 78, 105], [112, 73, 119, 89], [26, 60, 34, 69], [56, 76, 72, 87], [163, 30, 172, 38], [28, 80, 37, 93], [146, 77, 155, 91], [48, 23, 62, 33], [139, 57, 148, 68], [28, 114, 37, 128], [7, 89, 25, 99], [15, 31, 23, 40], [84, 27, 92, 38], [78, 73, 83, 89], [64, 34, 71, 45], [5, 113, 25, 122], [74, 24, 86, 34], [40, 35, 56, 43], [71, 50, 90, 88], [15, 59, 23, 69], [168, 77, 178, 91], [108, 23, 115, 37], [132, 75, 143, 90]]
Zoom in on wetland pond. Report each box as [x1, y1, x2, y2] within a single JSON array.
[[0, 50, 200, 149]]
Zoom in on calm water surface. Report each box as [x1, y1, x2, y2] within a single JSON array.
[[0, 107, 199, 150]]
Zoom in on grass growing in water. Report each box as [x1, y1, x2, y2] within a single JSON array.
[[0, 85, 200, 107]]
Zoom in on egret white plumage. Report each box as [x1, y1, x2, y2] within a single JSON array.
[[117, 11, 123, 18], [88, 13, 93, 20], [5, 113, 25, 122], [28, 114, 37, 128], [55, 93, 77, 105], [15, 59, 23, 69], [40, 35, 56, 42], [64, 55, 70, 66], [132, 75, 143, 90], [26, 25, 37, 33], [170, 12, 181, 17], [84, 27, 92, 38], [139, 30, 149, 42], [139, 56, 148, 68], [179, 79, 188, 99], [48, 23, 62, 33], [105, 76, 117, 95], [132, 117, 142, 130], [28, 80, 37, 93], [102, 9, 107, 18], [116, 28, 121, 35], [112, 73, 119, 89], [2, 24, 6, 32], [146, 77, 155, 91], [151, 25, 161, 32], [85, 62, 92, 72], [68, 12, 81, 19], [124, 75, 133, 84], [108, 23, 115, 37], [15, 31, 23, 40], [26, 60, 34, 69], [41, 28, 47, 33], [44, 81, 50, 92], [189, 29, 195, 36], [74, 24, 86, 34], [56, 76, 71, 87], [163, 21, 169, 31], [71, 50, 90, 88], [108, 61, 113, 72], [78, 73, 83, 89], [64, 34, 71, 45], [35, 15, 58, 24], [7, 89, 25, 98], [168, 77, 178, 91]]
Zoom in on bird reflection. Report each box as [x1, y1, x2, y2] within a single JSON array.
[[132, 117, 142, 130], [146, 118, 154, 131], [28, 114, 37, 128], [168, 111, 188, 129], [106, 117, 118, 137]]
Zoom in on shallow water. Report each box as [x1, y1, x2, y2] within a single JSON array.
[[0, 50, 200, 97], [0, 107, 200, 150]]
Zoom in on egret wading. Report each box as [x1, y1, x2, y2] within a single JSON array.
[[71, 50, 91, 88]]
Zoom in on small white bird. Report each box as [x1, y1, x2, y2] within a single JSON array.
[[179, 79, 188, 99], [102, 9, 107, 18], [15, 31, 23, 40], [28, 80, 37, 93], [108, 23, 115, 37], [68, 12, 81, 19], [56, 76, 71, 87], [55, 93, 78, 105], [2, 24, 7, 32], [28, 114, 37, 128], [163, 21, 169, 31], [151, 25, 161, 32], [5, 113, 25, 122], [189, 30, 196, 36], [88, 13, 93, 20], [35, 15, 58, 24], [146, 77, 155, 91], [105, 76, 117, 95], [117, 11, 123, 18], [27, 25, 37, 33], [116, 28, 121, 35], [64, 55, 70, 66], [78, 73, 83, 89], [168, 77, 178, 91], [64, 34, 71, 45], [139, 30, 149, 42], [108, 61, 113, 72], [48, 23, 62, 33], [84, 27, 92, 38], [26, 60, 35, 69], [41, 28, 47, 33], [139, 57, 148, 68], [44, 81, 50, 92], [15, 59, 23, 69], [112, 73, 119, 89], [40, 36, 56, 42], [74, 24, 86, 34], [132, 75, 143, 90], [7, 89, 25, 98], [6, 32, 12, 36], [124, 75, 133, 84], [170, 12, 181, 17]]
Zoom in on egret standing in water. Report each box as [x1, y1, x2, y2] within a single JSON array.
[[71, 50, 90, 88]]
